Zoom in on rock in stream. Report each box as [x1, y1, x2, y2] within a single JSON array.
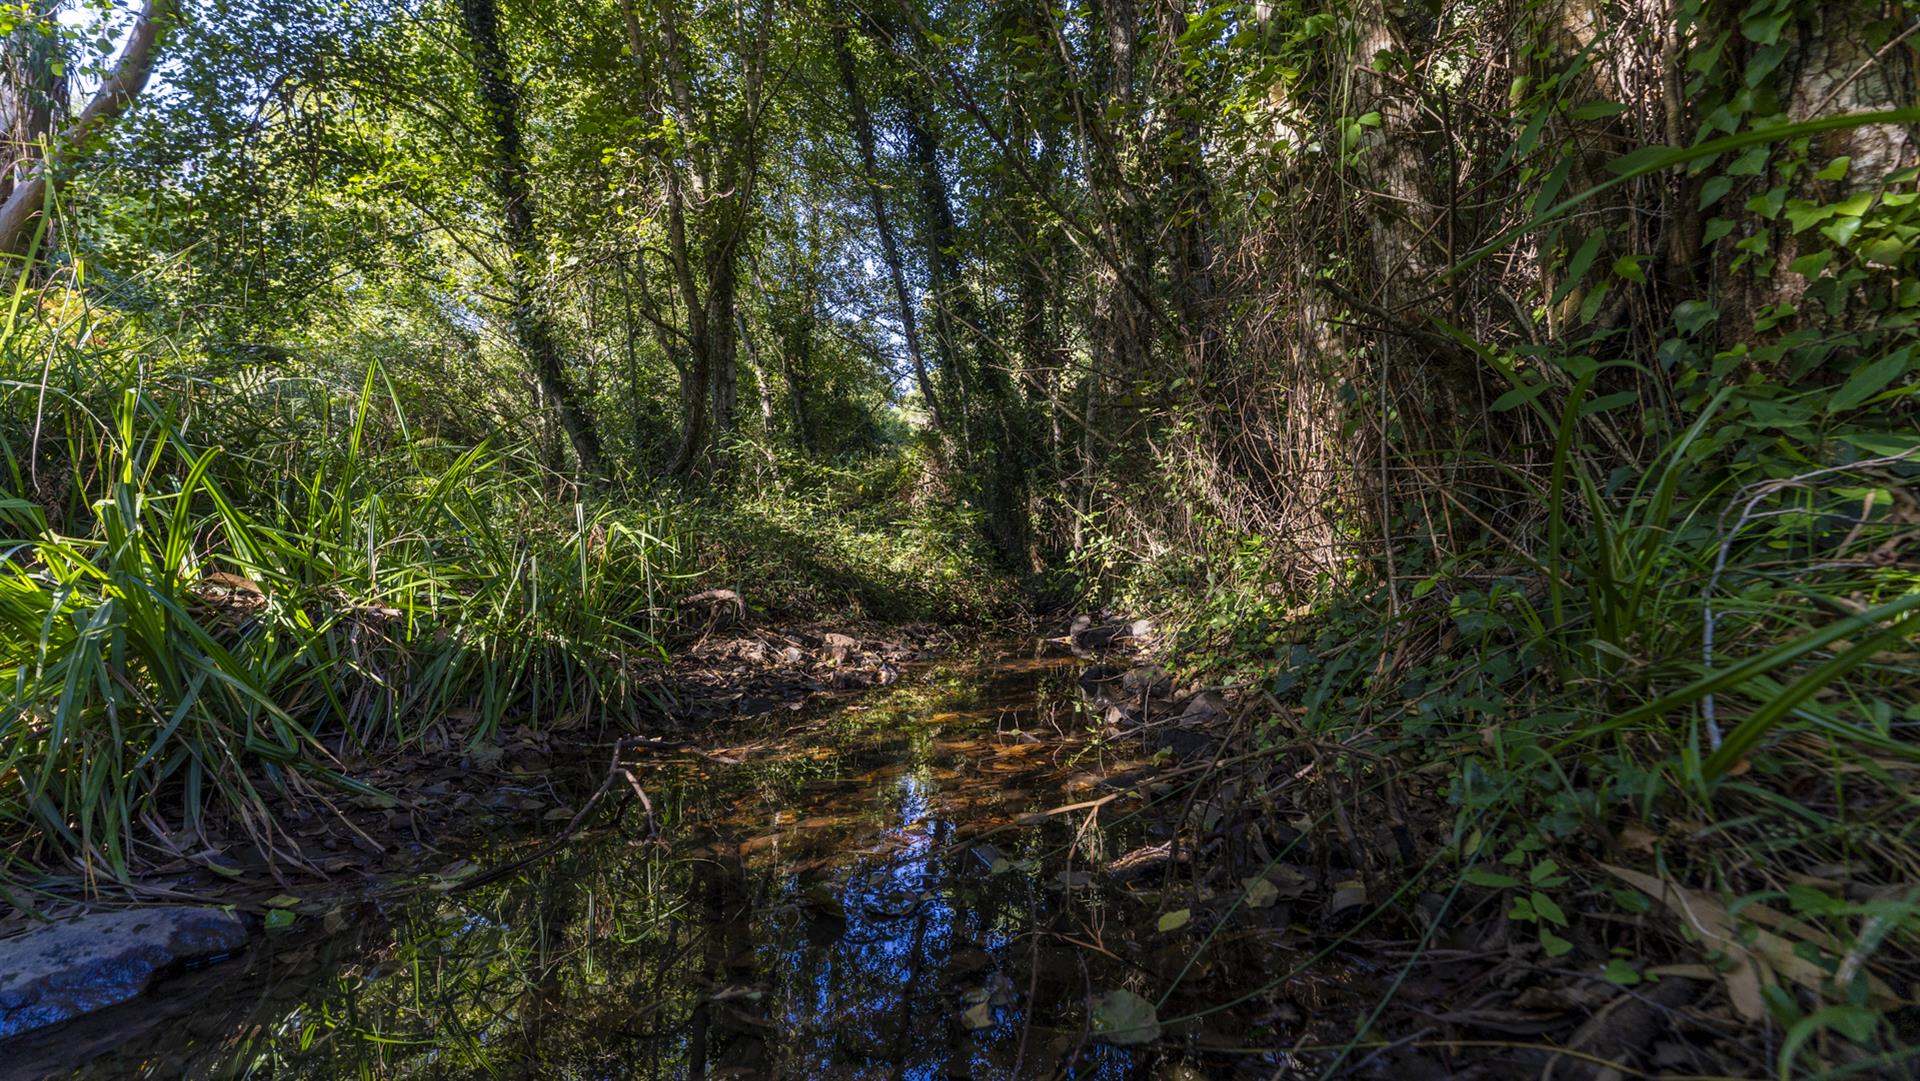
[[0, 907, 248, 1039]]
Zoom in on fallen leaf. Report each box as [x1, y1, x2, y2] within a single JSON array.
[[1158, 908, 1192, 932], [1088, 988, 1161, 1045], [1328, 880, 1368, 916], [961, 1001, 994, 1030], [1242, 876, 1279, 910], [1600, 863, 1898, 1021], [1617, 823, 1658, 853]]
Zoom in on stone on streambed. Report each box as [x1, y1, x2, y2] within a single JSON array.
[[0, 906, 249, 1039]]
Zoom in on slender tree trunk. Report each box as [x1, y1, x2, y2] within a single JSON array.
[[832, 22, 946, 430], [461, 0, 603, 474], [1154, 1, 1224, 387], [706, 247, 738, 440], [739, 309, 777, 435]]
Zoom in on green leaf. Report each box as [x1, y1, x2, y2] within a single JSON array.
[[1491, 381, 1550, 413], [1814, 156, 1851, 181], [1833, 192, 1875, 217], [1553, 231, 1605, 305], [1570, 100, 1628, 121], [1740, 6, 1790, 46], [1820, 216, 1864, 247], [1612, 255, 1646, 284], [1828, 351, 1912, 411], [1530, 891, 1568, 927], [1539, 928, 1574, 957], [1465, 869, 1523, 888], [1780, 1006, 1879, 1078], [1860, 237, 1909, 266], [1783, 199, 1835, 233], [1745, 186, 1787, 220], [1726, 146, 1770, 177], [264, 909, 297, 932], [1157, 908, 1191, 932], [1703, 608, 1920, 779], [1602, 958, 1641, 984], [1673, 300, 1718, 335], [1604, 145, 1677, 176], [1579, 390, 1637, 415], [1788, 250, 1832, 277]]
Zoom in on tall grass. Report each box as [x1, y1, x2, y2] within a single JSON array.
[[1, 293, 695, 881]]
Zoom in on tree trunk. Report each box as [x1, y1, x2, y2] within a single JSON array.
[[461, 0, 603, 475], [832, 22, 946, 430], [1, 1, 65, 208], [0, 0, 169, 260], [739, 310, 777, 436]]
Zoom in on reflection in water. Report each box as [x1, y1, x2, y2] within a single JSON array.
[[18, 650, 1337, 1080]]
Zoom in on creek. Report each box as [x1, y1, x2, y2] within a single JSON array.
[[8, 644, 1376, 1080]]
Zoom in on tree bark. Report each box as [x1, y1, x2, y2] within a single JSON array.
[[461, 0, 603, 475], [1, 1, 66, 208]]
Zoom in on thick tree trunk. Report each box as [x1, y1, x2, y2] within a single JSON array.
[[0, 0, 168, 260], [461, 0, 603, 475], [1, 1, 65, 209], [1154, 1, 1224, 387]]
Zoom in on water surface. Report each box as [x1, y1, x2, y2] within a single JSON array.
[[11, 646, 1364, 1080]]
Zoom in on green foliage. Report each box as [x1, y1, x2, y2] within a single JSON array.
[[0, 285, 998, 879]]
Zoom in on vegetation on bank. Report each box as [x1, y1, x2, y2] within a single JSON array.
[[1, 0, 1918, 1071], [0, 305, 1004, 883]]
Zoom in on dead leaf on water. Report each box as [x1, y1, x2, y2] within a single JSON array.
[[961, 1001, 994, 1030], [1088, 988, 1161, 1045]]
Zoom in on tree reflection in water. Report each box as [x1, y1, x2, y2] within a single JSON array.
[[41, 654, 1174, 1080]]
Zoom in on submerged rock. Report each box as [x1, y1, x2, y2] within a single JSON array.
[[0, 906, 248, 1039]]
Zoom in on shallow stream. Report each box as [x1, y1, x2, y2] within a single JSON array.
[[8, 645, 1372, 1080]]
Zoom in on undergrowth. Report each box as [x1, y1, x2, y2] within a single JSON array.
[[0, 286, 999, 888], [1083, 162, 1920, 1076]]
